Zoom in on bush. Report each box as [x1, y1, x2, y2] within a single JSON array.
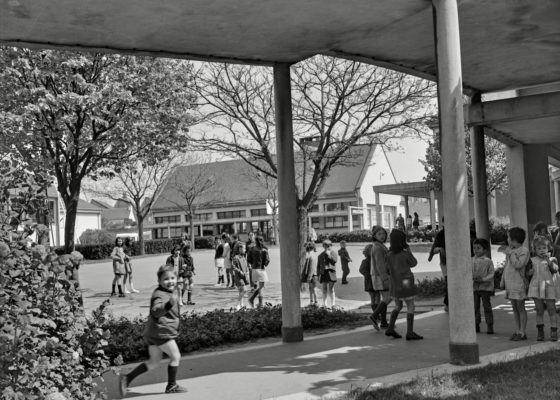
[[415, 276, 447, 297], [78, 229, 115, 245], [194, 236, 216, 249], [470, 218, 509, 245], [317, 230, 372, 243], [0, 242, 110, 399], [102, 305, 366, 363], [407, 226, 436, 243]]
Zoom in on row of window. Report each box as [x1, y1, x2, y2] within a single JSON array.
[[309, 201, 358, 213], [154, 208, 269, 224], [311, 215, 361, 229], [153, 220, 274, 239]]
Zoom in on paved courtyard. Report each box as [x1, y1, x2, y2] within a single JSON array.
[[80, 243, 505, 318]]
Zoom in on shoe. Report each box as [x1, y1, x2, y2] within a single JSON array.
[[111, 293, 117, 297], [341, 281, 348, 285], [118, 293, 126, 298], [214, 283, 222, 287], [406, 332, 424, 340], [124, 289, 131, 294], [187, 301, 195, 305], [369, 315, 380, 331], [165, 383, 187, 393], [513, 334, 527, 341], [118, 375, 128, 398], [380, 321, 389, 329], [385, 329, 402, 339], [509, 332, 519, 341], [131, 288, 139, 293]]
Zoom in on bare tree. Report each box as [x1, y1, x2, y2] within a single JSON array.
[[163, 154, 222, 247], [84, 155, 178, 254], [242, 166, 279, 244], [192, 56, 436, 261]]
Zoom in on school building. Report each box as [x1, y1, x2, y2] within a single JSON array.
[[146, 144, 403, 240]]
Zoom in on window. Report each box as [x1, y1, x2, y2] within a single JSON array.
[[169, 226, 186, 238], [155, 215, 181, 224], [324, 216, 348, 228], [191, 212, 212, 221], [310, 204, 319, 213], [352, 214, 361, 230], [311, 217, 320, 228], [153, 228, 168, 239], [324, 201, 358, 212], [251, 208, 267, 217], [217, 210, 246, 219]]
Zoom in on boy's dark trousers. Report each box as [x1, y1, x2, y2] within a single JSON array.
[[474, 290, 493, 325], [341, 263, 350, 283]]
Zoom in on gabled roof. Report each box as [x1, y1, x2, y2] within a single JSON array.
[[46, 186, 103, 213], [152, 144, 376, 212], [91, 199, 113, 209], [101, 208, 132, 221]]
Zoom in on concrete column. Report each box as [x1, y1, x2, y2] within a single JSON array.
[[273, 63, 303, 342], [375, 192, 381, 226], [523, 145, 551, 234], [347, 207, 352, 232], [506, 144, 528, 233], [429, 190, 437, 228], [433, 0, 479, 364], [470, 94, 490, 242], [554, 181, 560, 214]]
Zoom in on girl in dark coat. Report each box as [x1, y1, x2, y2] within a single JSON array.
[[385, 229, 423, 340], [317, 239, 338, 308]]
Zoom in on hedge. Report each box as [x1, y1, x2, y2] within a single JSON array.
[[54, 236, 217, 260], [103, 305, 366, 363]]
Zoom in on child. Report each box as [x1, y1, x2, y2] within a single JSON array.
[[110, 237, 127, 297], [119, 265, 187, 397], [369, 226, 390, 330], [165, 246, 185, 304], [214, 236, 225, 286], [501, 227, 531, 341], [532, 221, 553, 255], [122, 237, 139, 294], [338, 241, 352, 284], [472, 238, 495, 334], [232, 242, 249, 310], [302, 242, 318, 305], [358, 243, 380, 323], [247, 236, 270, 308], [181, 244, 196, 306], [527, 236, 559, 341], [385, 229, 423, 340], [317, 240, 338, 308]]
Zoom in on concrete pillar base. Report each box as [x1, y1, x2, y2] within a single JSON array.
[[282, 326, 304, 343], [449, 342, 479, 365]]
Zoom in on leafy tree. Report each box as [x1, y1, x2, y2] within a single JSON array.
[[192, 56, 435, 261], [420, 126, 507, 195], [78, 228, 115, 245], [0, 47, 196, 252]]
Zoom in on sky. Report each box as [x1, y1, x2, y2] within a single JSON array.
[[384, 137, 430, 183]]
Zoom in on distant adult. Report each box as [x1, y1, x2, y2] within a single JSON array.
[[317, 239, 338, 308], [406, 215, 413, 231], [395, 213, 405, 231], [214, 236, 225, 286], [246, 231, 257, 289], [247, 236, 270, 307], [429, 217, 447, 311], [412, 212, 420, 230]]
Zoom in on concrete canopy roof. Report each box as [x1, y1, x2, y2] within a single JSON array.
[[2, 1, 560, 93], [373, 181, 432, 199]]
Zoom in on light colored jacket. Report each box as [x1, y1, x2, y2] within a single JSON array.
[[370, 241, 389, 291], [472, 256, 494, 292]]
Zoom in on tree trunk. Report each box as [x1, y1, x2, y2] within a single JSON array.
[[189, 217, 195, 249], [271, 210, 279, 245], [297, 206, 308, 273], [137, 215, 145, 255], [63, 196, 79, 253]]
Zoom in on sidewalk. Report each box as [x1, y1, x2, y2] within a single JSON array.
[[102, 293, 560, 399]]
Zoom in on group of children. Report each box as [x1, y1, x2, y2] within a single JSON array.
[[110, 237, 139, 297], [301, 240, 352, 308]]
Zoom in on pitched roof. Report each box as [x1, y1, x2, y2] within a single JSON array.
[[101, 208, 132, 221], [46, 186, 103, 212], [152, 144, 376, 212], [91, 199, 113, 209]]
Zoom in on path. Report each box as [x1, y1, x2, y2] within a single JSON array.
[[101, 292, 559, 399]]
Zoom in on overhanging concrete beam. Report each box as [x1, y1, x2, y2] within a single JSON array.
[[466, 91, 560, 126]]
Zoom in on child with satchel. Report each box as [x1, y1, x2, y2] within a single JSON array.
[[500, 227, 531, 341], [385, 229, 423, 340], [232, 242, 249, 310], [527, 235, 560, 341]]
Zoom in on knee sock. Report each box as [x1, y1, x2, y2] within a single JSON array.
[[187, 291, 192, 302], [126, 362, 148, 385], [111, 284, 116, 294], [388, 309, 400, 331], [406, 313, 414, 335], [118, 285, 123, 295], [371, 303, 378, 314], [167, 365, 178, 386], [380, 303, 388, 325]]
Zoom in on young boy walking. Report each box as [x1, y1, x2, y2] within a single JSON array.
[[338, 241, 352, 284]]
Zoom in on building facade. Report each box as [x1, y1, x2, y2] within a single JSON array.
[[147, 145, 403, 241]]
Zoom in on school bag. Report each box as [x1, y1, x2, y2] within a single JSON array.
[[359, 258, 370, 276]]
